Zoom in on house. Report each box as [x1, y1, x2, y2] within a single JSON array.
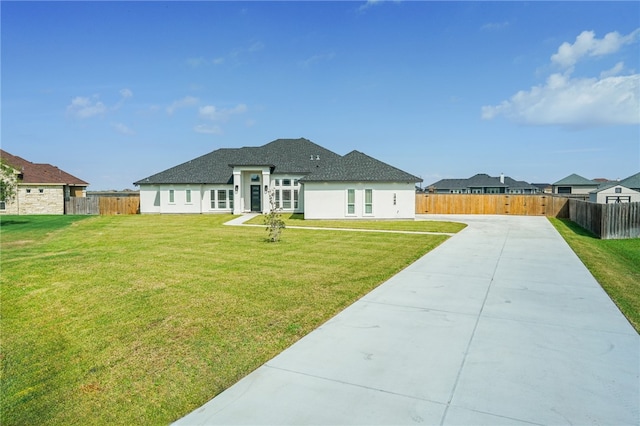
[[588, 172, 640, 204], [589, 183, 640, 204], [133, 138, 422, 219], [0, 149, 89, 215], [551, 173, 599, 196], [427, 173, 540, 194]]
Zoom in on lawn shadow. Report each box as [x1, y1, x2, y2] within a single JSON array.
[[557, 218, 598, 239]]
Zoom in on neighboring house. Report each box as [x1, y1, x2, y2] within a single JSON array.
[[588, 172, 640, 204], [427, 173, 540, 194], [618, 172, 640, 192], [134, 138, 422, 219], [0, 149, 89, 215], [589, 183, 640, 204], [551, 173, 599, 196]]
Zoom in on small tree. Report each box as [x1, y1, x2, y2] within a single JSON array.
[[0, 159, 18, 204], [263, 189, 285, 242]]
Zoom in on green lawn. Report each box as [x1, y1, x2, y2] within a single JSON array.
[[246, 213, 467, 233], [549, 218, 640, 333], [1, 214, 452, 425]]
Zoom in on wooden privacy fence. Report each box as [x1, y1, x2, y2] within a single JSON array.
[[569, 199, 640, 239], [65, 196, 140, 215], [415, 194, 569, 217]]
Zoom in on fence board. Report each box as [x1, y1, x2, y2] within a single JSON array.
[[65, 197, 99, 215], [415, 194, 568, 217], [65, 196, 140, 215]]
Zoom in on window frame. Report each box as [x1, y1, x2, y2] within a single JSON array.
[[347, 189, 355, 215], [364, 189, 373, 215]]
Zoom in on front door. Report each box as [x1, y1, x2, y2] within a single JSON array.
[[250, 185, 261, 212]]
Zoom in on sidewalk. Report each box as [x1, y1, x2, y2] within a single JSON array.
[[174, 215, 639, 425]]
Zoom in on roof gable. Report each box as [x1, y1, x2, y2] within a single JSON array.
[[619, 172, 640, 189], [135, 139, 420, 185], [553, 173, 596, 186], [301, 150, 422, 183], [0, 149, 89, 186]]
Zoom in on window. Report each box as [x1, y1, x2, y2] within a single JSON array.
[[229, 190, 234, 209], [275, 190, 280, 208], [169, 189, 175, 203], [294, 190, 299, 209], [282, 190, 291, 209], [365, 189, 373, 214], [557, 187, 572, 194], [347, 189, 355, 214], [186, 189, 191, 203], [294, 179, 299, 186], [251, 174, 260, 182], [283, 179, 291, 186], [275, 179, 280, 186], [210, 190, 216, 209], [0, 201, 5, 210], [26, 189, 31, 194], [218, 190, 227, 208], [615, 187, 622, 194], [393, 193, 397, 206], [39, 188, 44, 194]]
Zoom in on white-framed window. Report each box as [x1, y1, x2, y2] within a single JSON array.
[[283, 179, 291, 186], [294, 190, 299, 209], [615, 187, 622, 194], [218, 190, 227, 209], [364, 189, 373, 214], [275, 179, 280, 186], [347, 189, 355, 215], [293, 179, 299, 186], [186, 189, 192, 203], [169, 189, 175, 203], [275, 190, 280, 208], [282, 190, 291, 209], [229, 190, 234, 209], [210, 190, 216, 209], [0, 201, 6, 210]]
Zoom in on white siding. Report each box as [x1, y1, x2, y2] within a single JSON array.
[[589, 185, 640, 204], [304, 182, 416, 219]]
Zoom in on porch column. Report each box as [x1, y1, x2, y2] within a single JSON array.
[[262, 170, 271, 212], [233, 171, 242, 214]]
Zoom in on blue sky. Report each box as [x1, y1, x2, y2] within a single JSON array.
[[2, 1, 639, 190]]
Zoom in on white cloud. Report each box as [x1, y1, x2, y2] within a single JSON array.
[[482, 28, 640, 128], [67, 95, 107, 118], [481, 21, 510, 31], [166, 96, 199, 115], [481, 73, 639, 127], [119, 88, 133, 98], [112, 122, 135, 135], [194, 124, 222, 134], [551, 29, 640, 69], [199, 104, 247, 122], [299, 52, 336, 68]]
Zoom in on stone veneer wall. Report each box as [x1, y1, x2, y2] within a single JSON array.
[[17, 185, 65, 214]]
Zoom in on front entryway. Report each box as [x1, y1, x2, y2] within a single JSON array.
[[250, 185, 261, 212]]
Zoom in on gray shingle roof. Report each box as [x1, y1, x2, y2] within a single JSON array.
[[552, 173, 597, 186], [619, 172, 640, 190], [134, 138, 420, 185], [301, 150, 422, 183]]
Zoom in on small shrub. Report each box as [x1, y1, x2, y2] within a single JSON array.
[[263, 190, 285, 242]]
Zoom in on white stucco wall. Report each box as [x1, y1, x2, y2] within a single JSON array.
[[303, 182, 416, 219], [589, 185, 640, 203], [139, 184, 235, 214]]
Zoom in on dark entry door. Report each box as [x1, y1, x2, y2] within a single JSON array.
[[250, 185, 261, 212]]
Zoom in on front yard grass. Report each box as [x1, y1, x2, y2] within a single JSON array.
[[246, 213, 467, 233], [549, 218, 640, 333], [1, 214, 452, 425]]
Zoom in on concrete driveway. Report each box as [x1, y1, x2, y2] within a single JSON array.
[[174, 215, 639, 425]]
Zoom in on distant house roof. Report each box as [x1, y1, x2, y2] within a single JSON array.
[[552, 173, 597, 186], [0, 149, 89, 186], [428, 173, 538, 192], [619, 172, 640, 190], [134, 138, 422, 185]]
